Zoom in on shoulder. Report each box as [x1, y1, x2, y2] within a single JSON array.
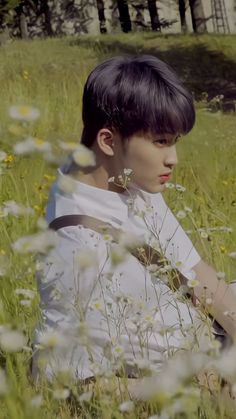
[[36, 226, 109, 282]]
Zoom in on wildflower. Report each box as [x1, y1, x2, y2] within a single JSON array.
[[148, 236, 162, 252], [30, 395, 43, 407], [0, 329, 27, 352], [147, 264, 159, 274], [108, 176, 115, 183], [52, 388, 70, 400], [0, 369, 8, 394], [14, 137, 51, 155], [3, 200, 34, 217], [43, 174, 56, 182], [200, 231, 208, 239], [9, 105, 40, 122], [58, 140, 79, 151], [22, 70, 29, 80], [228, 252, 236, 260], [135, 358, 151, 370], [72, 145, 96, 167], [119, 231, 144, 250], [219, 226, 233, 233], [45, 152, 65, 167], [176, 210, 186, 219], [93, 300, 104, 311], [15, 288, 36, 299], [110, 246, 126, 266], [213, 346, 236, 379], [123, 168, 133, 176], [76, 248, 97, 270], [20, 300, 31, 306], [112, 344, 124, 358], [38, 330, 67, 348], [8, 123, 24, 136], [175, 184, 186, 192], [222, 180, 228, 186], [220, 245, 227, 254], [78, 390, 93, 402], [3, 154, 14, 164], [58, 175, 76, 194], [184, 206, 192, 213], [165, 182, 175, 189], [36, 217, 48, 230], [205, 298, 212, 305], [12, 230, 58, 254], [216, 272, 225, 280], [119, 400, 134, 413], [187, 278, 199, 288], [0, 151, 7, 162]]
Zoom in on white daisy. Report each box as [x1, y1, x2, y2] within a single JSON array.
[[9, 105, 40, 122], [72, 145, 96, 167]]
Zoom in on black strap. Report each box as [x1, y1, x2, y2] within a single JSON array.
[[49, 214, 182, 287], [49, 214, 120, 238]]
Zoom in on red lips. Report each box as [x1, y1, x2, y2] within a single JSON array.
[[160, 174, 171, 182]]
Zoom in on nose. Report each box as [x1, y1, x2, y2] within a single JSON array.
[[164, 145, 178, 168]]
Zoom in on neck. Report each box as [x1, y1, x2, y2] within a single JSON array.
[[67, 162, 125, 194]]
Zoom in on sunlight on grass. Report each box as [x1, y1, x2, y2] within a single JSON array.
[[0, 35, 235, 419]]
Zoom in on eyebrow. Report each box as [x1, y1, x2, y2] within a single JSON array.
[[157, 134, 180, 143]]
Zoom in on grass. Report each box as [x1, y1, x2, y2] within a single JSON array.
[[0, 33, 236, 418]]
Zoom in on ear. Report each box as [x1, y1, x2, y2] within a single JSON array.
[[96, 128, 115, 156]]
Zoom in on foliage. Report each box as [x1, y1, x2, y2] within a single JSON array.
[[0, 34, 235, 418]]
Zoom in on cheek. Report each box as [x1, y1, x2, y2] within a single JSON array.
[[127, 144, 161, 177]]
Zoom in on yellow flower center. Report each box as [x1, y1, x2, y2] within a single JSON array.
[[18, 106, 31, 117]]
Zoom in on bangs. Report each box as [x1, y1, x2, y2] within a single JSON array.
[[113, 61, 195, 139]]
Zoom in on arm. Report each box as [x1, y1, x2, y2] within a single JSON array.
[[192, 260, 236, 339]]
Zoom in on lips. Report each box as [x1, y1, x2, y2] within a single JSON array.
[[160, 173, 171, 182]]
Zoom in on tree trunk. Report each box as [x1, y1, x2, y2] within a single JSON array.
[[178, 0, 187, 32], [188, 0, 207, 33], [40, 0, 54, 36], [19, 12, 28, 38], [147, 0, 161, 31], [117, 0, 131, 33], [96, 0, 107, 33]]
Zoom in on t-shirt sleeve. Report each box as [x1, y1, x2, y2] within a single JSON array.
[[151, 194, 201, 277]]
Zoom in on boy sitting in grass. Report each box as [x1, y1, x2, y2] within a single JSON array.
[[32, 54, 236, 385]]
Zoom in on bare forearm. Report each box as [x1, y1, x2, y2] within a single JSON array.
[[193, 260, 236, 339]]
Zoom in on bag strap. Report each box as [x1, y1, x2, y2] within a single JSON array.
[[49, 214, 168, 269], [49, 214, 121, 241]]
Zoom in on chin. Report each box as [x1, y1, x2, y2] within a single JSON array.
[[143, 184, 164, 194]]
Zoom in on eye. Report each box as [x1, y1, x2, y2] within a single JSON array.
[[153, 135, 180, 147], [153, 139, 169, 146]]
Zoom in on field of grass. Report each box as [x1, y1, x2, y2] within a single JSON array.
[[0, 33, 236, 418]]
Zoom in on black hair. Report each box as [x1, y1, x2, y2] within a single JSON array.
[[81, 55, 195, 148]]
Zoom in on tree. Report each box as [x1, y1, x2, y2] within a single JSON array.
[[39, 0, 53, 36], [96, 0, 107, 33], [117, 0, 131, 33], [178, 0, 187, 32], [188, 0, 207, 33], [0, 0, 21, 28], [147, 0, 161, 31]]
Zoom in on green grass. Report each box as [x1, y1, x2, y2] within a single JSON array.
[[0, 34, 236, 418]]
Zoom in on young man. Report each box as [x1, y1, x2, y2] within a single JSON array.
[[32, 55, 236, 383]]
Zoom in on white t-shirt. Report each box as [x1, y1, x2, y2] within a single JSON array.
[[32, 167, 212, 382]]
